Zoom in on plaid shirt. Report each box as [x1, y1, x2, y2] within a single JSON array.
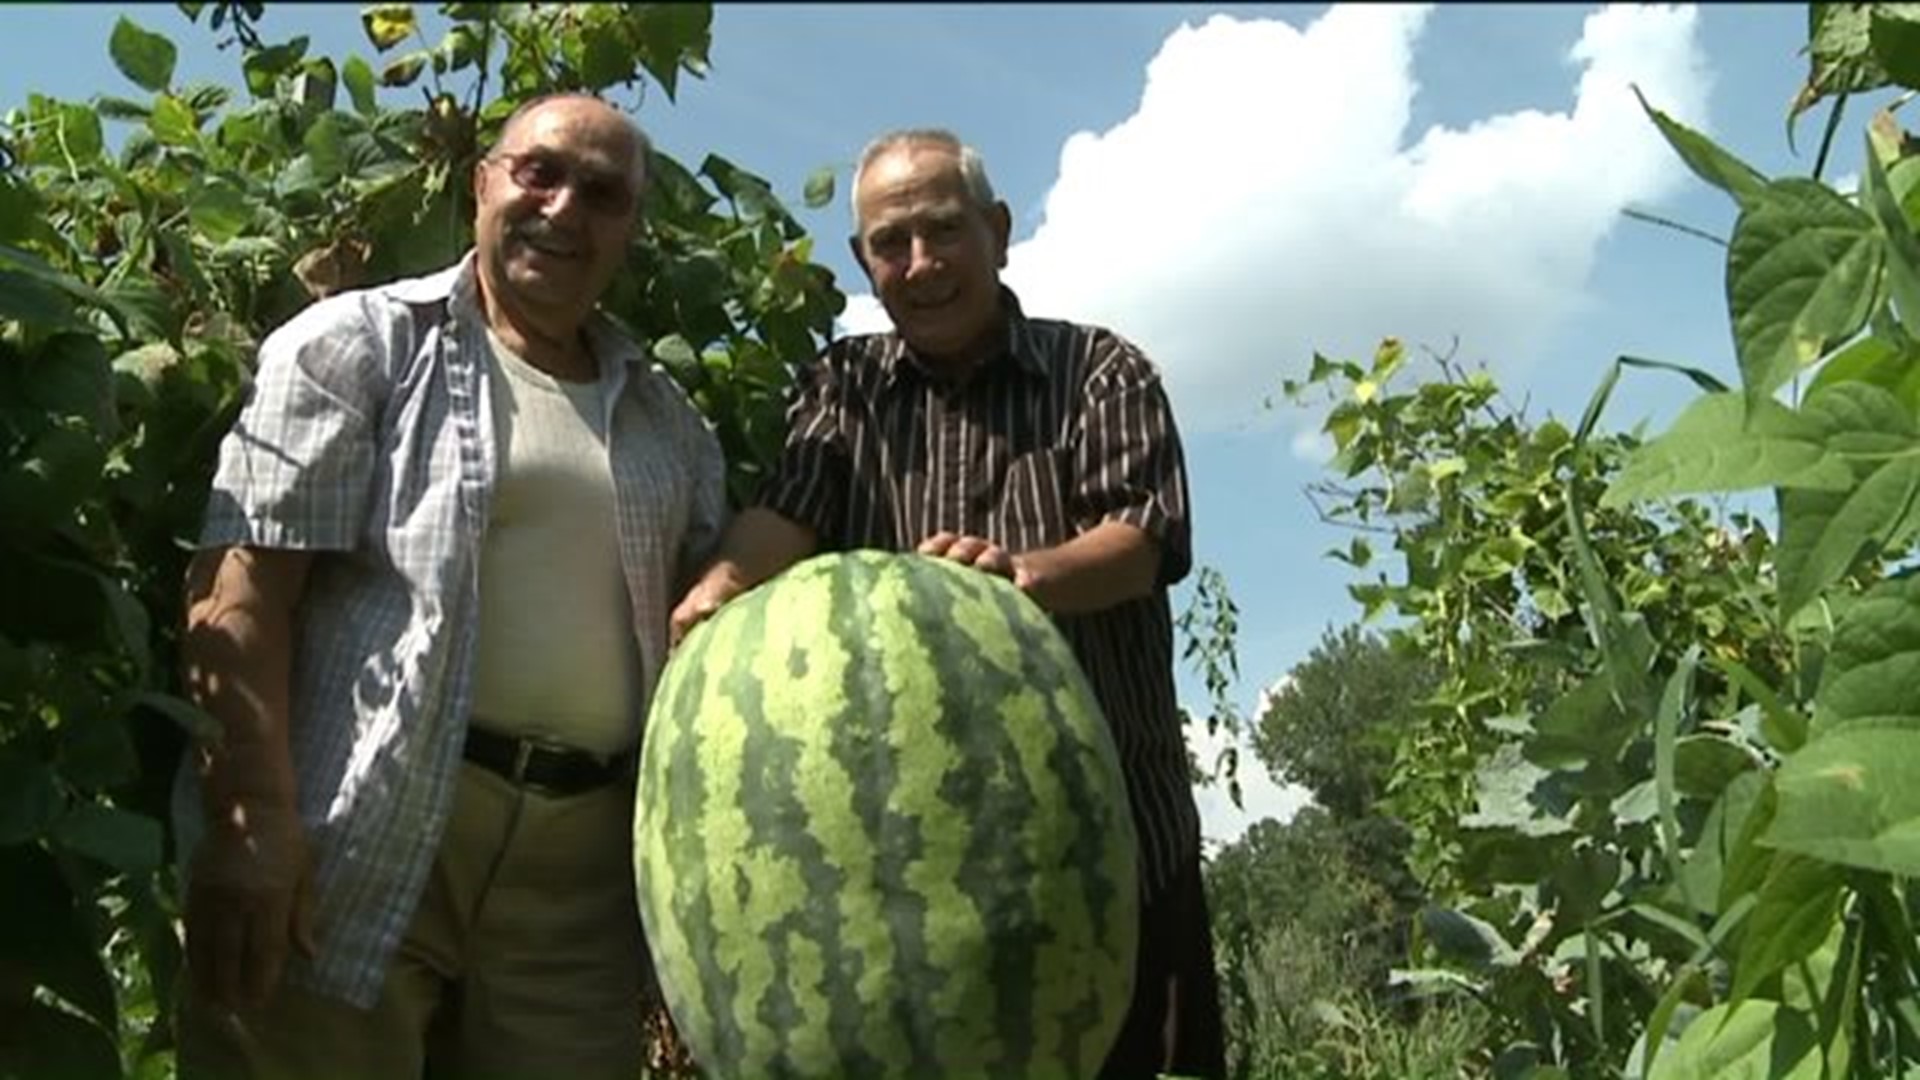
[[175, 254, 727, 1007], [760, 290, 1201, 897]]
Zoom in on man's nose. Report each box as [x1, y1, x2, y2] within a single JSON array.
[[906, 235, 941, 278]]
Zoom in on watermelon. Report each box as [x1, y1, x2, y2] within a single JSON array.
[[634, 550, 1139, 1079]]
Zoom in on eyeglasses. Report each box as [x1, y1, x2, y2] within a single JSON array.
[[486, 150, 637, 217]]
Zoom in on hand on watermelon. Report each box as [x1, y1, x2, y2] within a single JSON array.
[[915, 531, 1037, 591]]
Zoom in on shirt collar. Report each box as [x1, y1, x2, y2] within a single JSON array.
[[878, 285, 1050, 388], [385, 250, 650, 368]]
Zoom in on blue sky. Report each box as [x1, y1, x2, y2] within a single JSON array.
[[1, 4, 1855, 843]]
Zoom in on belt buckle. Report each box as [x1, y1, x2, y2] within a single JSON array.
[[510, 737, 537, 785]]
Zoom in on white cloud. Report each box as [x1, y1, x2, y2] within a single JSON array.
[[840, 4, 1712, 434]]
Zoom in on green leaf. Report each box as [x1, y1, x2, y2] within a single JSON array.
[[132, 690, 222, 742], [1522, 672, 1625, 770], [147, 92, 199, 146], [1806, 333, 1920, 409], [1649, 1000, 1820, 1080], [1603, 392, 1857, 506], [1770, 727, 1920, 875], [803, 166, 836, 210], [304, 112, 348, 182], [1728, 179, 1884, 405], [109, 16, 178, 93], [629, 2, 713, 101], [1869, 6, 1920, 90], [240, 36, 310, 99], [0, 845, 118, 1034], [361, 3, 417, 51], [1633, 85, 1766, 207], [1, 1003, 122, 1080], [380, 51, 429, 88], [27, 332, 115, 433], [1863, 131, 1920, 342], [1729, 854, 1846, 1007], [55, 103, 105, 165], [580, 31, 633, 90], [0, 752, 65, 844], [188, 179, 253, 244], [1775, 383, 1920, 618], [1713, 657, 1808, 753], [343, 55, 378, 116], [0, 267, 75, 325], [51, 804, 164, 875], [1814, 573, 1920, 736], [1421, 907, 1519, 970]]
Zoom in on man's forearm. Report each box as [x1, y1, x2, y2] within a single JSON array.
[[181, 547, 311, 820], [701, 507, 818, 594], [1013, 520, 1161, 615], [672, 507, 818, 644]]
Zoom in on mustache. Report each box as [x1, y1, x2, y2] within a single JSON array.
[[509, 220, 578, 247]]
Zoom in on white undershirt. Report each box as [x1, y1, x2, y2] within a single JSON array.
[[469, 330, 640, 756]]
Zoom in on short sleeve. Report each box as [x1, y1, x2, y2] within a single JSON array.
[[677, 413, 732, 588], [199, 298, 389, 552], [1074, 334, 1193, 587], [755, 348, 850, 542]]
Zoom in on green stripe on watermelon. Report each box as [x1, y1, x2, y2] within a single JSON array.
[[636, 551, 1138, 1079]]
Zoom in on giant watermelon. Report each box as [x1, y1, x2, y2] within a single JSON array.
[[635, 550, 1139, 1078]]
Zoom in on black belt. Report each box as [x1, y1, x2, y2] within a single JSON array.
[[463, 727, 632, 796]]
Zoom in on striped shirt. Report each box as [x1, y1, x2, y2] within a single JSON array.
[[760, 289, 1200, 897], [174, 254, 727, 1007]]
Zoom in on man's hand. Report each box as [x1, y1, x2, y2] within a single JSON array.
[[670, 562, 750, 648], [185, 799, 317, 1011], [916, 532, 1037, 591]]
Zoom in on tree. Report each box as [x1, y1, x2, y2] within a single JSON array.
[[0, 5, 841, 1075], [1287, 5, 1920, 1073], [1254, 623, 1434, 822]]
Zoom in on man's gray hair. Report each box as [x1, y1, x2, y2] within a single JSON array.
[[493, 92, 653, 194], [850, 129, 998, 230]]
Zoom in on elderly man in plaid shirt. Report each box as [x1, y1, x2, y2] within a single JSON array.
[[172, 93, 725, 1079]]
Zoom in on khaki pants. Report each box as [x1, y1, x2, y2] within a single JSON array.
[[179, 761, 648, 1080]]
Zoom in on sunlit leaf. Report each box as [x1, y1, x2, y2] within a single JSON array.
[[1771, 727, 1920, 876], [1812, 572, 1920, 737], [380, 51, 429, 88], [803, 165, 836, 210], [1728, 179, 1884, 405], [147, 92, 199, 146], [1776, 383, 1920, 618], [1603, 392, 1857, 505], [1634, 85, 1766, 207], [1729, 853, 1845, 1007], [188, 180, 253, 244], [109, 16, 177, 93], [1863, 133, 1920, 347], [1649, 999, 1820, 1080], [342, 54, 378, 116], [361, 3, 417, 52]]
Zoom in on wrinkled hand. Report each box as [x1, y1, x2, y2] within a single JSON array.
[[671, 565, 749, 649], [916, 532, 1035, 591], [185, 800, 317, 1012]]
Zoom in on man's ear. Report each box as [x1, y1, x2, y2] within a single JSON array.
[[848, 234, 876, 285], [990, 201, 1012, 269]]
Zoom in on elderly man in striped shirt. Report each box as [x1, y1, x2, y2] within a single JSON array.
[[671, 127, 1226, 1079], [174, 94, 726, 1079]]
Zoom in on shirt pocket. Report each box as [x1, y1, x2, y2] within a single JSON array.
[[999, 447, 1071, 554]]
